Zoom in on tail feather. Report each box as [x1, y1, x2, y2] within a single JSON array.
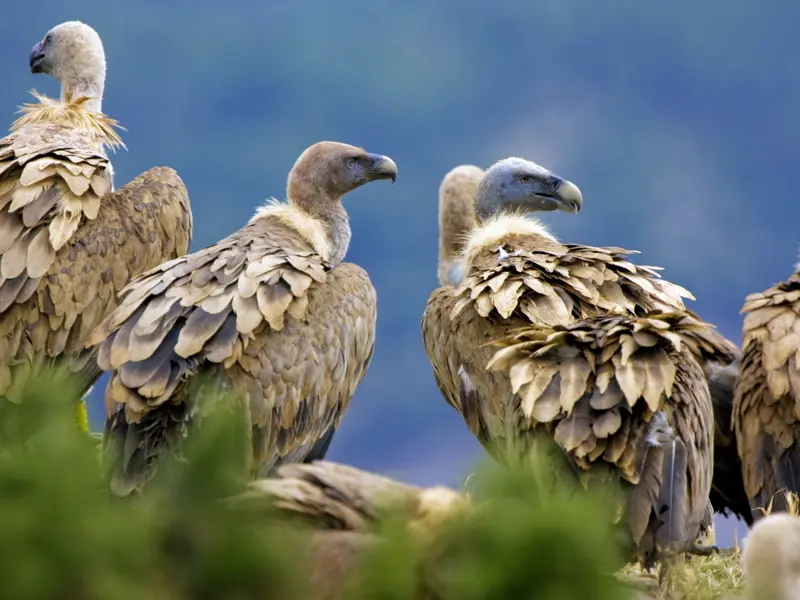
[[751, 435, 800, 518], [655, 438, 688, 552], [626, 445, 664, 546], [104, 401, 189, 497]]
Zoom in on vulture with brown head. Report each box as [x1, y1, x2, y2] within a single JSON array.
[[733, 264, 800, 519], [90, 141, 397, 496], [0, 21, 191, 421], [421, 157, 737, 563]]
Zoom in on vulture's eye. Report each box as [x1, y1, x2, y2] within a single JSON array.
[[519, 175, 531, 184], [45, 34, 52, 44], [347, 158, 357, 169]]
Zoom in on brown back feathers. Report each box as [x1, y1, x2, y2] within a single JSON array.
[[733, 273, 800, 517], [487, 311, 735, 562]]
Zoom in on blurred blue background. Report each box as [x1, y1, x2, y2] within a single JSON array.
[[1, 0, 796, 547]]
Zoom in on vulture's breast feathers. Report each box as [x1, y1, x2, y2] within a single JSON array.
[[450, 214, 694, 326], [0, 92, 121, 283], [91, 203, 331, 383]]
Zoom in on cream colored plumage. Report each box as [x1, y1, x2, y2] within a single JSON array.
[[90, 142, 397, 496], [0, 21, 191, 415], [742, 513, 800, 599]]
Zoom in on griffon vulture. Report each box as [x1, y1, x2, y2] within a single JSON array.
[[733, 267, 800, 518], [423, 157, 701, 454], [90, 142, 397, 496], [486, 312, 737, 565], [423, 158, 744, 525], [436, 165, 483, 287], [0, 21, 191, 421]]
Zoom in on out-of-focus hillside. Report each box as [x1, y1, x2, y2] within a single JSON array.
[[1, 0, 796, 547]]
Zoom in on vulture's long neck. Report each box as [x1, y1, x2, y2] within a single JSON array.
[[438, 199, 474, 287], [294, 194, 351, 267], [60, 68, 105, 113]]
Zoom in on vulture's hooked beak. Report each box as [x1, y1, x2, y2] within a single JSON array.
[[535, 176, 581, 214], [29, 40, 46, 73], [552, 178, 582, 213], [367, 154, 398, 184]]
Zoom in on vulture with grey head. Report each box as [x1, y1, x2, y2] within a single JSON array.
[[421, 157, 737, 564], [0, 21, 192, 425], [90, 141, 397, 496], [733, 263, 800, 519]]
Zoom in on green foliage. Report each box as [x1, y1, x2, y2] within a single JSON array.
[[0, 374, 641, 599], [427, 462, 633, 600], [0, 374, 307, 600]]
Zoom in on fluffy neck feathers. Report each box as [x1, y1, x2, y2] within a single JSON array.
[[12, 91, 124, 150], [462, 213, 556, 261], [250, 200, 341, 265]]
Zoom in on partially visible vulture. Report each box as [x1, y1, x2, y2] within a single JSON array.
[[436, 165, 483, 287], [226, 461, 469, 600], [227, 460, 470, 536], [0, 21, 191, 420], [90, 142, 397, 496], [741, 513, 800, 600], [733, 266, 800, 518], [486, 312, 737, 565]]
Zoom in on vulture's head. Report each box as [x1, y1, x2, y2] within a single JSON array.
[[29, 21, 105, 91], [475, 157, 582, 222], [288, 142, 397, 201]]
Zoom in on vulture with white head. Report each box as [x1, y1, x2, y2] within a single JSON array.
[[90, 141, 397, 496], [421, 157, 737, 563], [436, 165, 483, 288], [0, 21, 192, 419], [733, 264, 800, 518]]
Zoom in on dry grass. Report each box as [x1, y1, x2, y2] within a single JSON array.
[[617, 524, 744, 600], [619, 491, 800, 599]]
